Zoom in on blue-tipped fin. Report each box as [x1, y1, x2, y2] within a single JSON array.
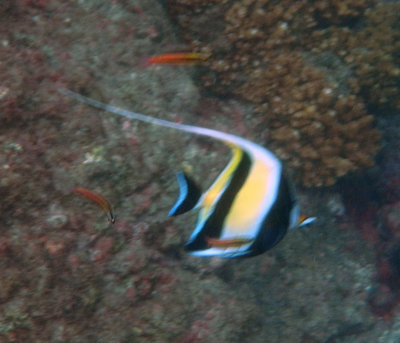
[[168, 171, 202, 216], [298, 214, 316, 228]]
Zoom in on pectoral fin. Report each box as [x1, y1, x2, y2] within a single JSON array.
[[168, 171, 202, 216]]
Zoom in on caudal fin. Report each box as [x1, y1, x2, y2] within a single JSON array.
[[168, 172, 201, 216]]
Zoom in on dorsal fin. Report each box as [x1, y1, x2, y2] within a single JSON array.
[[58, 88, 260, 151], [168, 172, 201, 216]]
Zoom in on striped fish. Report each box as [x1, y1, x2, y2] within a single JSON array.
[[59, 89, 315, 258]]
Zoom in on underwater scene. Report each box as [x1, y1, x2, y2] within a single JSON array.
[[0, 0, 400, 342]]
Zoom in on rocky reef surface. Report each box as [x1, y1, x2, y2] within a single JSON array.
[[0, 1, 399, 342]]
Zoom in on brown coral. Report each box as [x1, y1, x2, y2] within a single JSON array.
[[164, 0, 384, 187], [348, 4, 400, 111], [307, 3, 400, 111], [237, 53, 380, 186]]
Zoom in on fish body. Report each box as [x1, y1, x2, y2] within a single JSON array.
[[60, 89, 314, 258], [74, 187, 115, 224], [146, 52, 210, 66], [205, 236, 254, 249]]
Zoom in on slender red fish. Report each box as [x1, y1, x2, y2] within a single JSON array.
[[205, 236, 254, 249], [146, 52, 210, 66], [74, 187, 115, 224]]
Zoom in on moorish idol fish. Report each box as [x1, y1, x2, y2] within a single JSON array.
[[59, 88, 315, 258]]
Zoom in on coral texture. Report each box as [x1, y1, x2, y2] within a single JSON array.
[[165, 0, 386, 186], [236, 53, 380, 187], [308, 3, 400, 112]]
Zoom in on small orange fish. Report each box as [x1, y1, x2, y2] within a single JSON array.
[[205, 236, 254, 249], [146, 52, 210, 66], [74, 187, 115, 224]]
